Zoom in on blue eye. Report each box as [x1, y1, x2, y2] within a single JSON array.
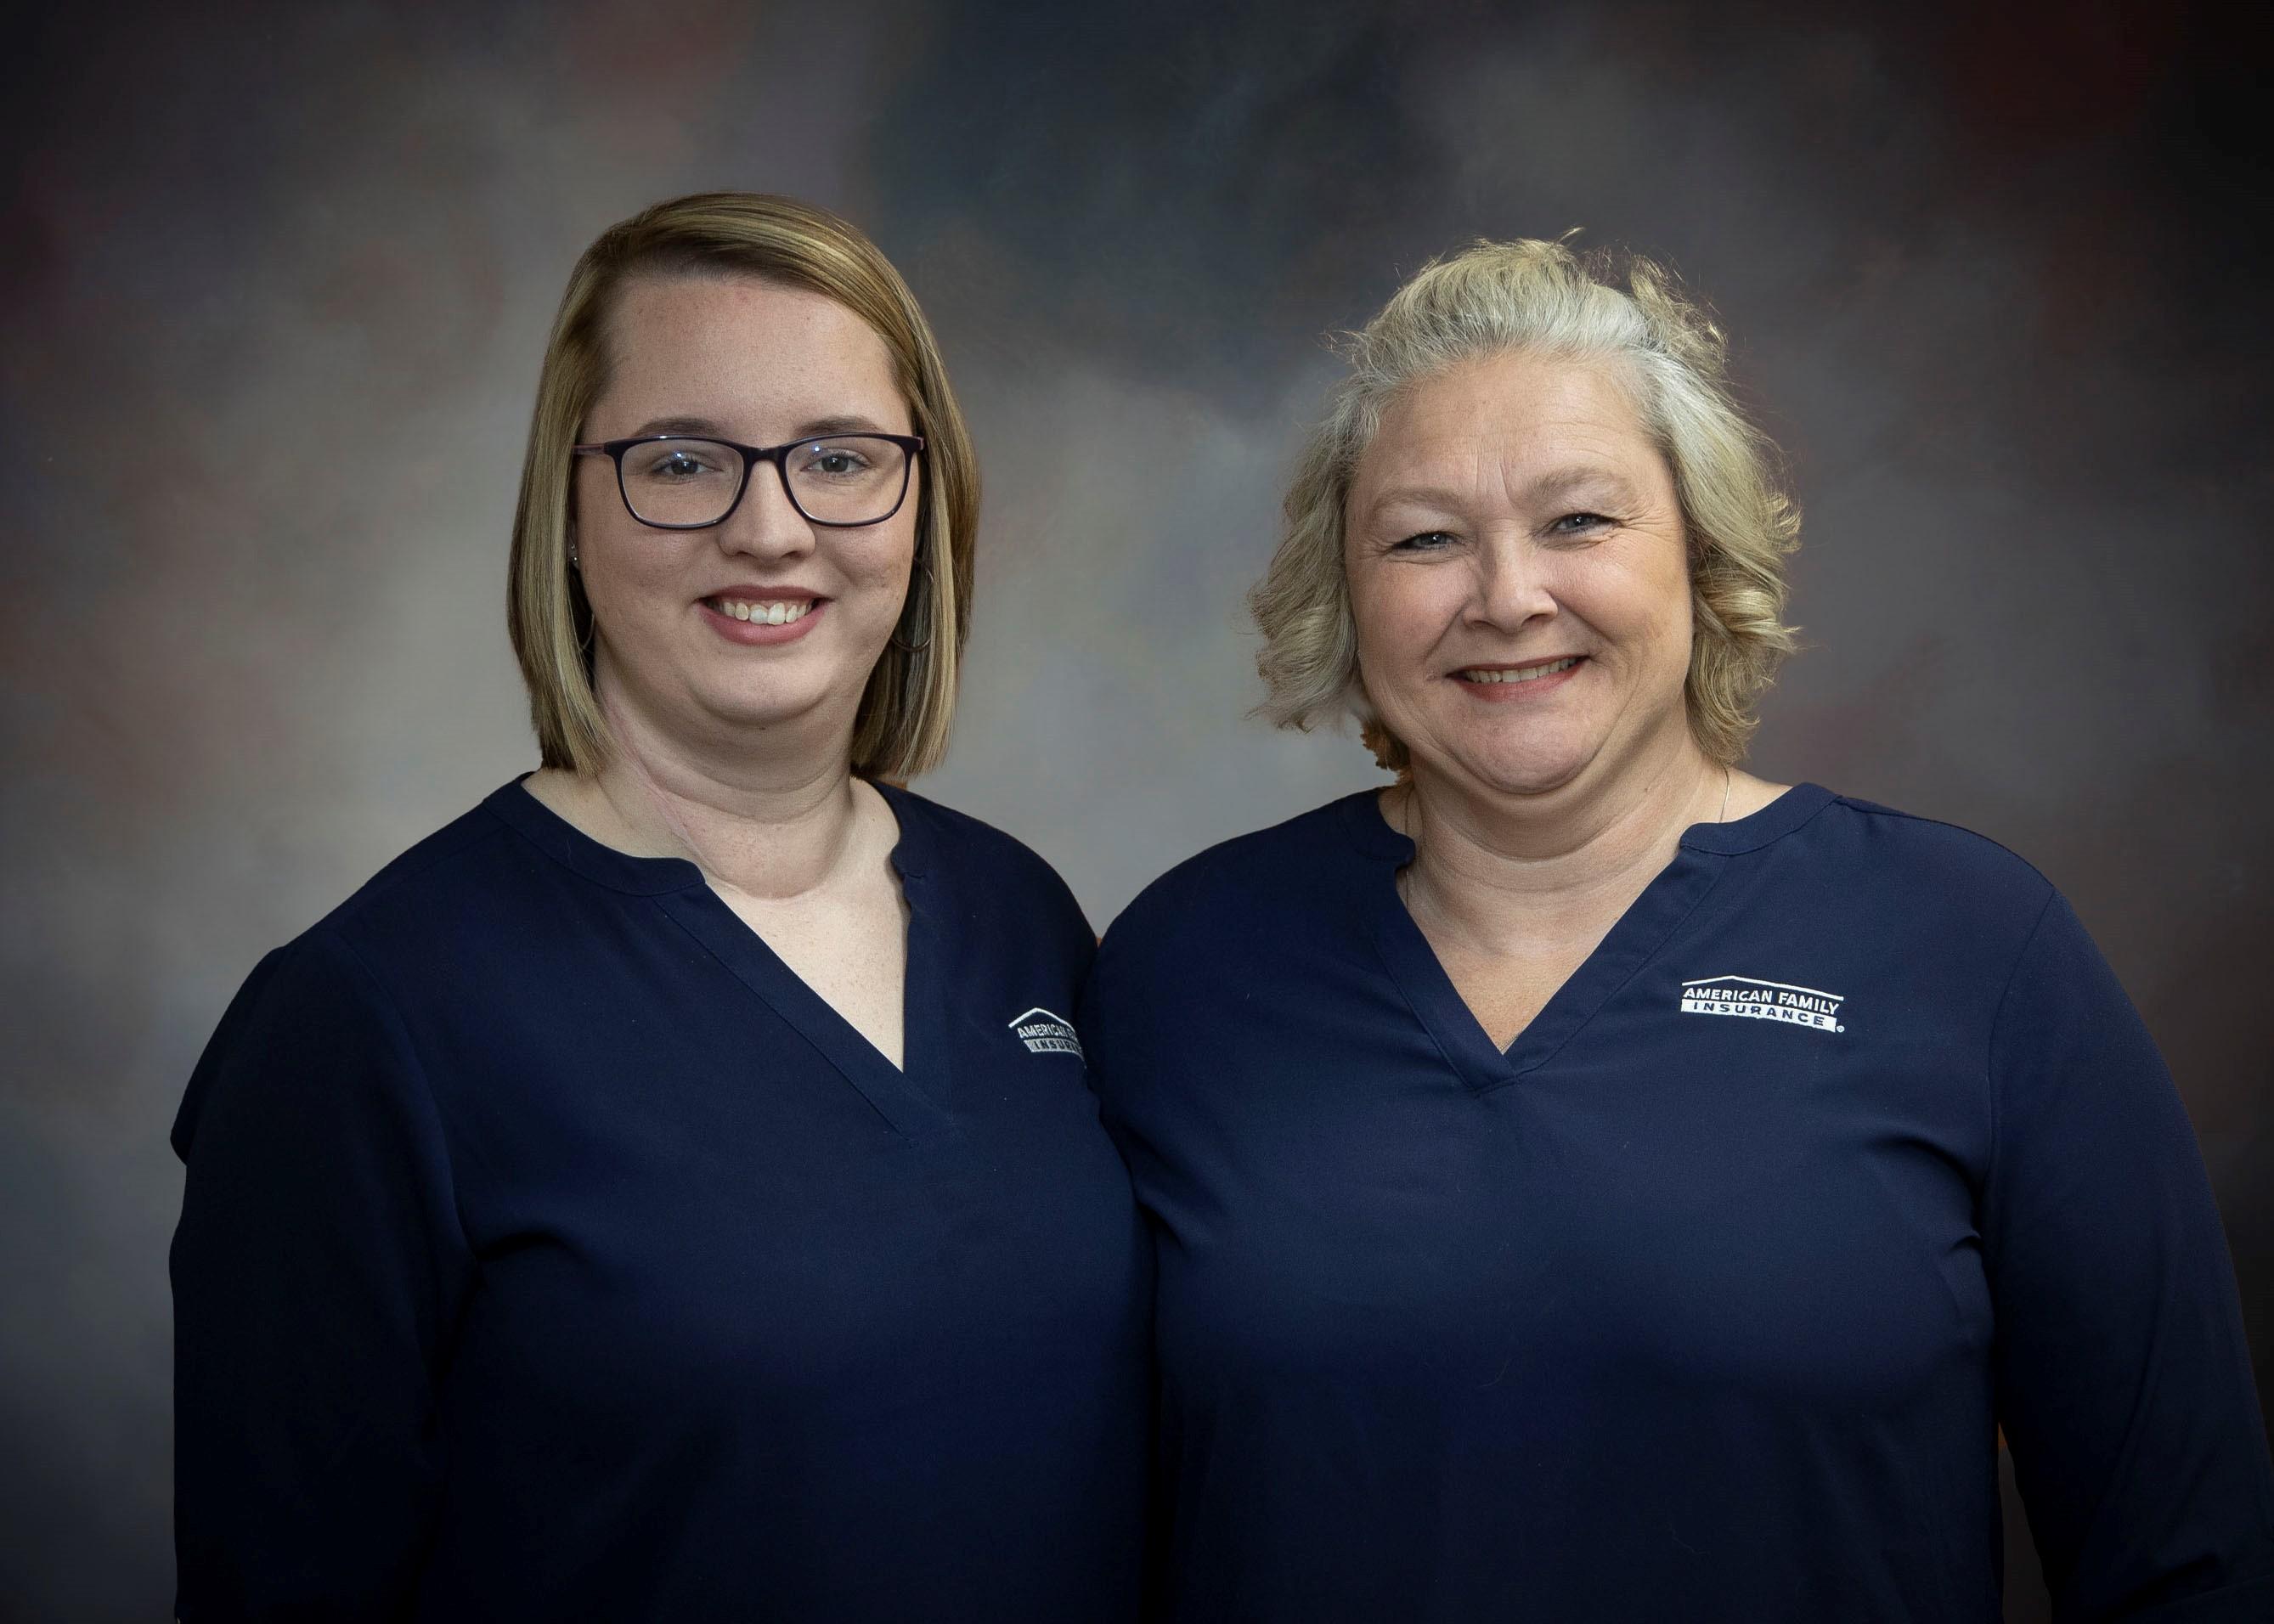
[[1551, 512, 1612, 534], [1393, 531, 1456, 552]]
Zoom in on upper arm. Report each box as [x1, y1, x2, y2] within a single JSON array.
[[172, 928, 475, 1620], [1983, 894, 2274, 1617]]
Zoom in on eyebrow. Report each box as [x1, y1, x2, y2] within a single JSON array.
[[1362, 465, 1641, 519], [1522, 466, 1640, 505], [625, 412, 898, 442]]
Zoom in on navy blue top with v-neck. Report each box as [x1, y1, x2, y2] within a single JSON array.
[[1083, 785, 2274, 1622], [171, 779, 1148, 1622]]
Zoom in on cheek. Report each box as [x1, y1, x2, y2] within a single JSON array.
[[571, 479, 655, 603], [569, 465, 620, 552], [838, 524, 917, 601], [1351, 564, 1458, 673], [1642, 559, 1696, 663], [583, 539, 681, 623], [1579, 546, 1690, 651]]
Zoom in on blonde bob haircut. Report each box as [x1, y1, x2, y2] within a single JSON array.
[[507, 192, 978, 781], [1250, 236, 1799, 770]]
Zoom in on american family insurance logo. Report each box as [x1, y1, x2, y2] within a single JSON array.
[[1007, 1007, 1085, 1058], [1679, 975, 1846, 1035]]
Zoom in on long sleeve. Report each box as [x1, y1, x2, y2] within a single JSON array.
[[1984, 892, 2274, 1620], [171, 928, 476, 1621]]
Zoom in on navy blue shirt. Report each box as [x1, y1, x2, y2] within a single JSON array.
[[1084, 784, 2274, 1621], [172, 780, 1148, 1622]]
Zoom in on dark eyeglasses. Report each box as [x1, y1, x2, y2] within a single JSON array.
[[572, 432, 924, 529]]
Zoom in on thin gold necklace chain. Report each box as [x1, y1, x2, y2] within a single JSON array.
[[1719, 762, 1732, 824]]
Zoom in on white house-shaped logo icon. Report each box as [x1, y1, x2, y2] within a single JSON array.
[[1679, 975, 1845, 1035], [1007, 1007, 1085, 1057]]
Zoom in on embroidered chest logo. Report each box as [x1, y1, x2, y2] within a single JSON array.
[[1007, 1007, 1086, 1058], [1679, 975, 1846, 1035]]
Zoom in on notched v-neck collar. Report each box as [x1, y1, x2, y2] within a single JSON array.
[[485, 774, 945, 892], [486, 775, 708, 895], [488, 775, 956, 1140], [1338, 782, 1836, 1094]]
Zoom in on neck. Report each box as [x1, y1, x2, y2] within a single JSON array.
[[580, 668, 867, 902], [1393, 733, 1724, 955]]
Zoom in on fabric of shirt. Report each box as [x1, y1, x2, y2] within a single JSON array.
[[1082, 783, 2274, 1623], [172, 779, 1148, 1623]]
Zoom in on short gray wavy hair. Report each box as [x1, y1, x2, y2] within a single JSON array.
[[1250, 237, 1800, 770]]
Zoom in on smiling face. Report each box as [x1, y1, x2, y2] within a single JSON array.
[[1344, 348, 1699, 801], [573, 273, 918, 756]]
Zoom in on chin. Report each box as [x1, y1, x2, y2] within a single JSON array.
[[1451, 753, 1591, 798], [1423, 719, 1600, 797], [695, 679, 841, 733], [689, 648, 871, 720]]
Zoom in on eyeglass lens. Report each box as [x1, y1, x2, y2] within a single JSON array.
[[618, 437, 910, 527]]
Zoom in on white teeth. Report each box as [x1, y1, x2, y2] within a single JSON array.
[[1462, 657, 1578, 685], [714, 598, 813, 625]]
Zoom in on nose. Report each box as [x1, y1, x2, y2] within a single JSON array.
[[715, 457, 817, 564], [1467, 525, 1557, 631]]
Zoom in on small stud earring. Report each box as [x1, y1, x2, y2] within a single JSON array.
[[568, 544, 580, 568]]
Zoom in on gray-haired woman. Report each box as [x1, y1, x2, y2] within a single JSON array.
[[1081, 239, 2273, 1621]]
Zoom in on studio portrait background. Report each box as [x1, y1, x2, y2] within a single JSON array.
[[4, 2, 2270, 1618]]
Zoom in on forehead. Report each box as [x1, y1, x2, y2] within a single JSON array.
[[595, 272, 906, 426], [1357, 350, 1657, 491]]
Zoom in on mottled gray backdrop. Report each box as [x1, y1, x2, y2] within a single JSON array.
[[4, 1, 2269, 1618]]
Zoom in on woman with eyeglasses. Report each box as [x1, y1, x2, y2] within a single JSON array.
[[171, 194, 1148, 1621]]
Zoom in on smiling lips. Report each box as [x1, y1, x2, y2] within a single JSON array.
[[699, 589, 826, 643], [1456, 655, 1583, 687], [708, 595, 815, 626]]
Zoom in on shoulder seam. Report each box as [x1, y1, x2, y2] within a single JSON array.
[[1131, 794, 1375, 899], [1832, 798, 2057, 888], [330, 809, 515, 926], [302, 923, 475, 1245], [1982, 887, 2062, 1202]]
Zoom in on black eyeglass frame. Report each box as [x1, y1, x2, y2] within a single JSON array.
[[571, 432, 926, 531]]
